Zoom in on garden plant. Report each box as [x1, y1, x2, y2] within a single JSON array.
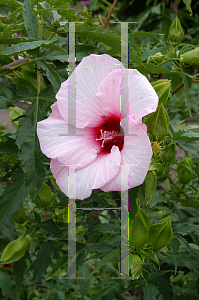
[[0, 0, 199, 299]]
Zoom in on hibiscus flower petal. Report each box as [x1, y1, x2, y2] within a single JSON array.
[[101, 117, 152, 191], [56, 54, 124, 128], [96, 69, 128, 119], [128, 69, 158, 121], [37, 102, 100, 168], [50, 145, 121, 200]]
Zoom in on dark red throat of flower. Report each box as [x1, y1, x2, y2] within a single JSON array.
[[95, 118, 124, 154]]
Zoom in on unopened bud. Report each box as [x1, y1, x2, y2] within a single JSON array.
[[180, 47, 199, 70], [177, 157, 194, 184], [148, 217, 173, 251], [151, 79, 171, 106], [148, 52, 165, 64], [145, 103, 170, 139], [129, 208, 150, 248], [1, 235, 31, 264], [144, 171, 157, 204], [39, 181, 52, 207], [168, 16, 184, 44]]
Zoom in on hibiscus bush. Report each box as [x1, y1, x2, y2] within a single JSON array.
[[0, 0, 199, 299]]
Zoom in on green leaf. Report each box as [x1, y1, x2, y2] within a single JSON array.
[[146, 270, 173, 282], [85, 249, 120, 281], [87, 242, 115, 253], [0, 271, 15, 300], [174, 197, 199, 210], [76, 23, 142, 66], [0, 137, 18, 155], [34, 212, 41, 224], [40, 219, 62, 235], [90, 0, 98, 10], [0, 96, 13, 109], [141, 47, 163, 61], [36, 60, 61, 93], [0, 0, 22, 7], [172, 120, 199, 132], [183, 0, 193, 14], [13, 86, 36, 102], [1, 39, 60, 56], [173, 129, 199, 142], [176, 234, 198, 259], [23, 225, 38, 238], [44, 54, 68, 62], [129, 187, 139, 220], [79, 264, 91, 299], [143, 282, 159, 300], [0, 85, 13, 108], [39, 86, 56, 103], [13, 254, 27, 300], [137, 63, 173, 74], [49, 0, 71, 6], [16, 99, 46, 192], [0, 169, 28, 233], [30, 241, 52, 283], [89, 223, 120, 234], [181, 71, 192, 117], [129, 31, 159, 40], [23, 0, 39, 39], [94, 285, 116, 300], [174, 223, 199, 235]]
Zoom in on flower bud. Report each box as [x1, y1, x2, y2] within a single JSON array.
[[151, 80, 171, 106], [12, 205, 26, 224], [144, 171, 157, 204], [129, 208, 150, 248], [53, 208, 68, 228], [9, 106, 25, 128], [145, 103, 170, 139], [1, 235, 31, 264], [168, 16, 184, 44], [39, 181, 52, 207], [177, 157, 194, 185], [129, 254, 143, 278], [180, 47, 199, 70], [148, 52, 165, 64], [148, 216, 173, 251]]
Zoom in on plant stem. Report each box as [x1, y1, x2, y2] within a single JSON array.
[[170, 72, 199, 97], [98, 14, 104, 26], [0, 58, 38, 73], [37, 70, 41, 96], [94, 0, 119, 54], [47, 32, 56, 41], [168, 175, 195, 201], [103, 0, 118, 29], [39, 13, 44, 40], [0, 59, 28, 71], [157, 58, 180, 67]]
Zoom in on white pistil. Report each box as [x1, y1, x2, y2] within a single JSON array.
[[96, 129, 116, 148]]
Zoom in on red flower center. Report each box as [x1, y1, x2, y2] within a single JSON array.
[[95, 118, 124, 154]]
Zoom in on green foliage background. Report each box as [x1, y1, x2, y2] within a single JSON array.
[[0, 0, 199, 299]]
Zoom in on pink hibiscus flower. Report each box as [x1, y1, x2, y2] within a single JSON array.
[[37, 54, 158, 200]]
